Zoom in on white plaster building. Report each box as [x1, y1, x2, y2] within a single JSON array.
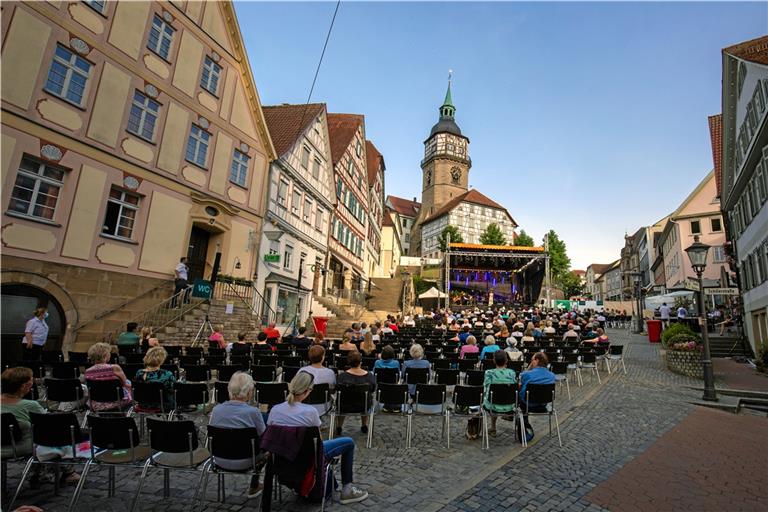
[[259, 103, 333, 326]]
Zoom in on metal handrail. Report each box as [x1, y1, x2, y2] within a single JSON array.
[[73, 279, 173, 333], [212, 280, 278, 327]]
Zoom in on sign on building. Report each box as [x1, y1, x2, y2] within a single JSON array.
[[191, 279, 212, 299], [704, 287, 739, 296]]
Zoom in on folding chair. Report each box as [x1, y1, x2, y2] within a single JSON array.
[[579, 353, 601, 384], [43, 378, 85, 412], [447, 385, 486, 449], [433, 368, 460, 386], [605, 345, 627, 374], [281, 366, 300, 383], [8, 412, 89, 512], [305, 382, 333, 417], [366, 383, 409, 448], [549, 361, 571, 400], [214, 381, 230, 403], [182, 364, 211, 382], [199, 426, 262, 508], [408, 384, 448, 449], [464, 369, 485, 386], [85, 379, 129, 422], [373, 366, 399, 384], [524, 383, 562, 447], [1, 413, 24, 494], [252, 364, 277, 383], [255, 382, 288, 410], [51, 362, 81, 379], [170, 382, 209, 419], [131, 381, 168, 436], [69, 415, 150, 507], [41, 350, 64, 364], [130, 418, 210, 512], [67, 352, 89, 365]]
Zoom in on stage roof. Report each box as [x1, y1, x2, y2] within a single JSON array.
[[449, 243, 545, 253]]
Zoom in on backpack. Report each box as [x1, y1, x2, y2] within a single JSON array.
[[515, 424, 534, 443]]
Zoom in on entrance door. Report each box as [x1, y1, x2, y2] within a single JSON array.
[[187, 226, 210, 282], [1, 284, 65, 358]]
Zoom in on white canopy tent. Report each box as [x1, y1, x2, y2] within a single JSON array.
[[418, 287, 448, 299]]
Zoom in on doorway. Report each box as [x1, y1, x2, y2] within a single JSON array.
[[187, 226, 210, 282], [1, 284, 65, 358]]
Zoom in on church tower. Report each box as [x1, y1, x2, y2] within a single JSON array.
[[411, 74, 472, 256], [419, 75, 471, 219]]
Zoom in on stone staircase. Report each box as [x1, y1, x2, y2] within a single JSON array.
[[154, 298, 261, 346], [708, 335, 754, 358], [368, 277, 404, 312]]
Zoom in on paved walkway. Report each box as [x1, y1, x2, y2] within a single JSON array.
[[4, 330, 765, 511]]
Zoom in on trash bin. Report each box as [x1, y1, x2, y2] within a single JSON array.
[[646, 319, 662, 343], [312, 316, 328, 336]]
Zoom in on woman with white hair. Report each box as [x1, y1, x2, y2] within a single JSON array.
[[267, 372, 369, 504], [208, 371, 267, 497], [401, 343, 431, 396]]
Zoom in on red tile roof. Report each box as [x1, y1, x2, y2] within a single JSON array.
[[365, 140, 383, 186], [327, 113, 364, 166], [382, 208, 395, 227], [262, 103, 326, 157], [386, 195, 421, 217], [708, 114, 723, 198], [422, 189, 515, 225], [723, 35, 768, 65]]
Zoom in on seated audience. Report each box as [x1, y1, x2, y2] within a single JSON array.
[[85, 342, 132, 411], [402, 344, 430, 396], [135, 346, 176, 410], [460, 335, 479, 359], [335, 351, 376, 435], [480, 335, 501, 360], [298, 345, 336, 415], [482, 350, 518, 438], [519, 353, 556, 429]]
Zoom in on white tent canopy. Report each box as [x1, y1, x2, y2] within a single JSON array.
[[419, 287, 447, 299]]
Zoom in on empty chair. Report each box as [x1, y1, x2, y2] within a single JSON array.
[[508, 360, 525, 375], [180, 355, 203, 367], [579, 353, 601, 384], [278, 356, 302, 368], [229, 355, 251, 368], [605, 345, 627, 374], [51, 362, 81, 379], [408, 384, 449, 448], [403, 367, 429, 388], [464, 369, 485, 387], [366, 383, 409, 448], [43, 378, 85, 410], [1, 413, 25, 493], [67, 352, 89, 365], [130, 418, 210, 512], [163, 346, 182, 358], [480, 359, 496, 371], [216, 365, 245, 382], [304, 382, 332, 417], [185, 346, 204, 358], [40, 350, 64, 364], [170, 382, 209, 419], [549, 361, 571, 400], [457, 359, 478, 372], [433, 368, 460, 386], [281, 366, 300, 384], [214, 381, 230, 404], [69, 415, 149, 507], [182, 365, 211, 383], [251, 365, 277, 383]]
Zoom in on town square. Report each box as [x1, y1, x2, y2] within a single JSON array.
[[0, 1, 766, 511]]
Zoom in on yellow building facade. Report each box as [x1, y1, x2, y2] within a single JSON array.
[[1, 1, 275, 353]]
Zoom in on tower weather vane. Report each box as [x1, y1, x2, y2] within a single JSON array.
[[448, 69, 452, 85]]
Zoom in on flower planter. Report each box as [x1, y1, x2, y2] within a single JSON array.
[[664, 349, 703, 379]]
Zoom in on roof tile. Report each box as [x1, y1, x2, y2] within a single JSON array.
[[327, 113, 364, 166], [262, 103, 325, 157], [708, 114, 723, 198], [387, 195, 421, 217], [422, 189, 515, 225], [365, 140, 383, 186], [723, 35, 768, 65]]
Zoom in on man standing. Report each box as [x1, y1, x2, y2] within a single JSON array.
[[676, 305, 687, 319], [659, 302, 671, 329], [173, 257, 189, 308]]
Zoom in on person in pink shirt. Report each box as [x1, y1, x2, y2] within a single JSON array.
[[460, 335, 479, 359], [208, 324, 227, 349]]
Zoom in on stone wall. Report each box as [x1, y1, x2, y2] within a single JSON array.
[[664, 349, 703, 379]]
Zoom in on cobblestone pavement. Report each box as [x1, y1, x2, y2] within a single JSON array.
[[5, 330, 758, 512]]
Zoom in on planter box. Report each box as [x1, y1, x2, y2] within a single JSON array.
[[664, 349, 703, 379]]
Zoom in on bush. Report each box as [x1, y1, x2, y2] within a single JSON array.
[[666, 332, 701, 352], [661, 323, 695, 347]]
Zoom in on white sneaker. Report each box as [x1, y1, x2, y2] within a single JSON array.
[[340, 486, 368, 504]]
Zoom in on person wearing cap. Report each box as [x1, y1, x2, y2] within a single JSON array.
[[267, 372, 368, 505]]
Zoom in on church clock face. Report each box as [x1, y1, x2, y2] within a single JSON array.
[[450, 166, 462, 184]]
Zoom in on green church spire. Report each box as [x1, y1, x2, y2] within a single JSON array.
[[440, 70, 455, 118]]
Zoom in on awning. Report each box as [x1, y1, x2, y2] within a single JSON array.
[[419, 287, 447, 299], [264, 272, 311, 292]]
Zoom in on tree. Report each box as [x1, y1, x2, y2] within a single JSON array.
[[561, 271, 585, 298], [438, 225, 463, 251], [515, 229, 534, 247], [544, 229, 571, 284], [479, 223, 506, 246]]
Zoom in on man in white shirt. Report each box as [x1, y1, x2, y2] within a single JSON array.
[[676, 306, 687, 319], [659, 302, 671, 329], [173, 257, 189, 308]]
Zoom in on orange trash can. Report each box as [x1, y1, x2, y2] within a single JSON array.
[[647, 319, 662, 343], [312, 316, 328, 336]]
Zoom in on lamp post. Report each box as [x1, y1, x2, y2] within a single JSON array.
[[633, 272, 643, 333], [685, 235, 717, 402]]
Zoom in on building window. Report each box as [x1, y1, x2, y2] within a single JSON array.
[[346, 159, 354, 176], [147, 15, 174, 60], [312, 158, 321, 180], [83, 0, 106, 14], [200, 56, 222, 96], [713, 245, 726, 263], [283, 244, 293, 270], [756, 163, 767, 204], [355, 141, 362, 157], [229, 149, 249, 187], [268, 239, 279, 255], [8, 156, 65, 221], [303, 198, 312, 223], [127, 91, 160, 142], [185, 125, 210, 168], [336, 178, 343, 198], [301, 146, 310, 169], [711, 217, 722, 232], [103, 187, 139, 239], [291, 190, 301, 216], [44, 45, 91, 107], [277, 179, 288, 206], [690, 220, 701, 235], [315, 208, 324, 231]]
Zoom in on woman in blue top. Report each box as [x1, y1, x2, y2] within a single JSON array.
[[479, 335, 501, 360], [519, 353, 556, 429], [373, 345, 400, 370]]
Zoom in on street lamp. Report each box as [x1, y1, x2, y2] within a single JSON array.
[[632, 272, 643, 334], [684, 235, 717, 402]]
